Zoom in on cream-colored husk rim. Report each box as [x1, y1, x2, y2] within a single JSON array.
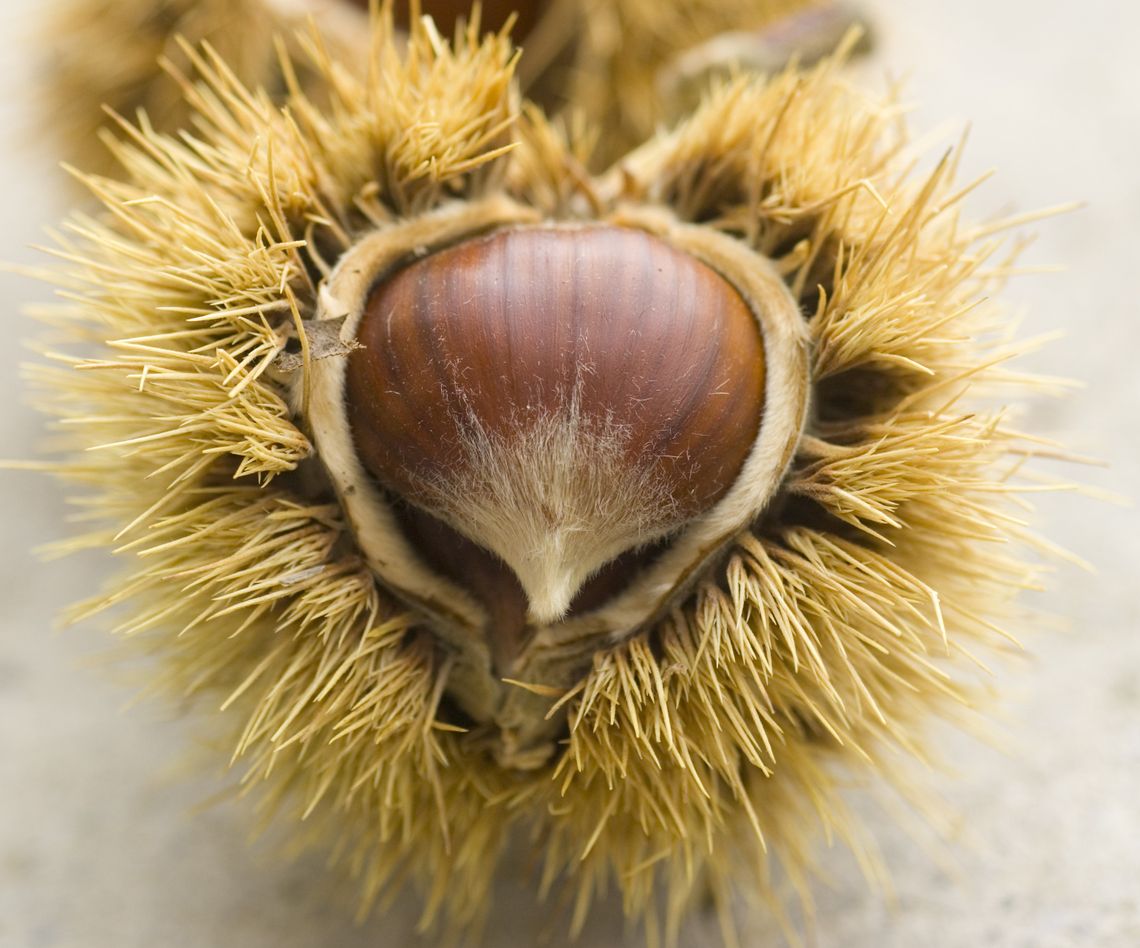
[[301, 195, 810, 722]]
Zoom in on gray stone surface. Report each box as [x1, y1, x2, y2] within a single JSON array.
[[1, 0, 1137, 945]]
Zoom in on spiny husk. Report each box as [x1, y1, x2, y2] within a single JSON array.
[[43, 0, 850, 177], [41, 0, 369, 179], [31, 12, 1056, 945], [551, 0, 863, 167]]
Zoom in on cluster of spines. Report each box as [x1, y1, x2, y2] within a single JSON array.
[[28, 10, 1059, 944]]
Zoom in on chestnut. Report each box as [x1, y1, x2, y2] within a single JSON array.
[[305, 198, 808, 756], [387, 0, 552, 39], [32, 10, 1054, 937]]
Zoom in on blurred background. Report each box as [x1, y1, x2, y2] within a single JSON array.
[[1, 1, 1137, 945]]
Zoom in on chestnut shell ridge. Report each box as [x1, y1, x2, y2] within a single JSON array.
[[345, 225, 766, 666]]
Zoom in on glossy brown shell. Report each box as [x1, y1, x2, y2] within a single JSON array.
[[346, 224, 766, 522], [384, 0, 550, 38]]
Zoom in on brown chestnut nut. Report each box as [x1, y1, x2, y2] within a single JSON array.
[[344, 0, 551, 40], [346, 224, 766, 623], [388, 0, 551, 38], [305, 197, 808, 760]]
